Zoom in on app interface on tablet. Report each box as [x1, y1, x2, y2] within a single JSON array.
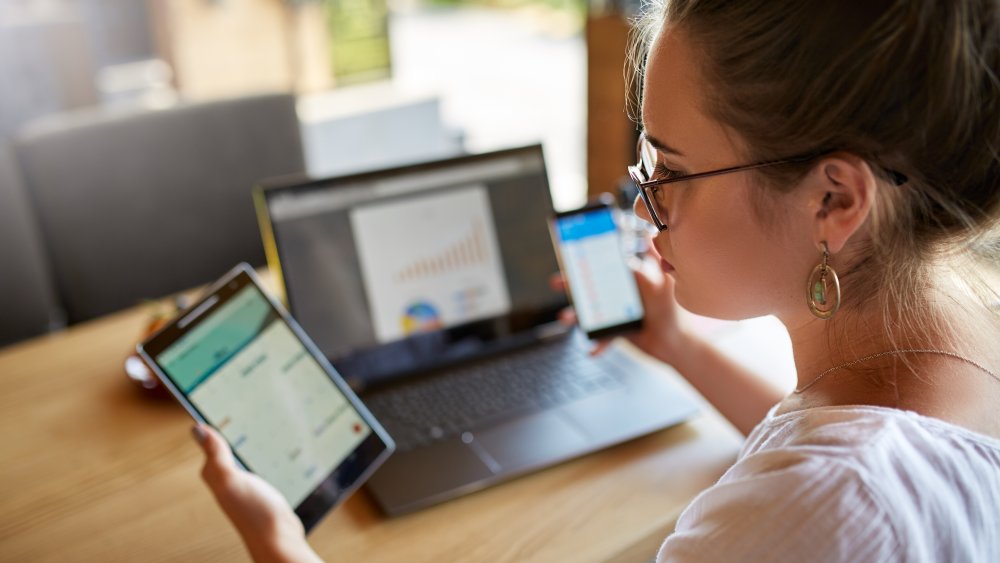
[[555, 209, 642, 332], [156, 286, 371, 506]]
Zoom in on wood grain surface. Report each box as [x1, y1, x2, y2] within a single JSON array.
[[0, 293, 741, 562]]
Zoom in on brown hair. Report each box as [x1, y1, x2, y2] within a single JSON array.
[[629, 0, 1000, 352]]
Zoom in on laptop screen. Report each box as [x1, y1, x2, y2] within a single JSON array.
[[260, 146, 568, 388]]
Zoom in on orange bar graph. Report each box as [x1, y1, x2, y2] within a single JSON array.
[[394, 220, 492, 282]]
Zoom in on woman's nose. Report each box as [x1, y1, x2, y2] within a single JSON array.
[[633, 192, 653, 225]]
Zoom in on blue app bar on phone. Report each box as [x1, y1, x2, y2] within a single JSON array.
[[555, 208, 643, 334]]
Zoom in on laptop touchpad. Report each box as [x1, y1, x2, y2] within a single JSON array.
[[474, 411, 590, 473]]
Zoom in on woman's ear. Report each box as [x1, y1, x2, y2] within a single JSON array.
[[811, 154, 878, 254]]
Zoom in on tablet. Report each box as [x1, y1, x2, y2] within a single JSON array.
[[138, 264, 394, 532]]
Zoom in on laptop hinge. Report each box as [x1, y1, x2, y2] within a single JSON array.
[[534, 321, 571, 341]]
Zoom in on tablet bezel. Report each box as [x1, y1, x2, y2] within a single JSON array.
[[137, 263, 395, 532]]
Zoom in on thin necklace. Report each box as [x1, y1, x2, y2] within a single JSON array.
[[794, 349, 1000, 394]]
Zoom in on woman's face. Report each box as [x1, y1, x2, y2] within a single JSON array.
[[635, 27, 815, 321]]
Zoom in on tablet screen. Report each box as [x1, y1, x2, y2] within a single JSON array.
[[154, 284, 373, 507]]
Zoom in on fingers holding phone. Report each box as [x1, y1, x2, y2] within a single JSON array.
[[549, 203, 689, 364], [547, 272, 578, 327], [623, 255, 691, 364]]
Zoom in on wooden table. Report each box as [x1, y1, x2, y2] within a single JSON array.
[[0, 295, 760, 562]]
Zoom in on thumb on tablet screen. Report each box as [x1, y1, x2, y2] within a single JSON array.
[[192, 424, 237, 484], [189, 424, 322, 562]]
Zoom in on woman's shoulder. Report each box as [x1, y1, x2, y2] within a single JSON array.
[[737, 405, 1000, 516], [742, 404, 1000, 465], [657, 406, 1000, 562], [660, 441, 901, 561]]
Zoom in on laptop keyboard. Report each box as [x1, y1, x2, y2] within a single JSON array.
[[363, 336, 626, 452]]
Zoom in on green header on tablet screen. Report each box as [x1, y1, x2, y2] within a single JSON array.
[[158, 287, 274, 393]]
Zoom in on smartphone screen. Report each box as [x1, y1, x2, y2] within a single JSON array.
[[551, 203, 644, 339]]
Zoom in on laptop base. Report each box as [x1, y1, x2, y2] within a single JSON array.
[[363, 333, 698, 516]]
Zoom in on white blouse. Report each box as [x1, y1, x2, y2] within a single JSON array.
[[657, 405, 1000, 562]]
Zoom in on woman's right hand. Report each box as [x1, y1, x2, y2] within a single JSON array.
[[550, 254, 692, 365]]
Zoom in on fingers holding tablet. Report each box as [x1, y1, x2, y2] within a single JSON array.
[[191, 422, 315, 562]]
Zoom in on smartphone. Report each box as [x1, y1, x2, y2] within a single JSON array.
[[549, 198, 645, 339]]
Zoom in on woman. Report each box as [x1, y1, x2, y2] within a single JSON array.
[[193, 0, 1000, 560]]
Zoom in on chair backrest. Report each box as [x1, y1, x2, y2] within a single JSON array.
[[0, 144, 63, 346], [14, 93, 305, 324]]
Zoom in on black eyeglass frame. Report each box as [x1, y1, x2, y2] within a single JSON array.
[[627, 134, 906, 232]]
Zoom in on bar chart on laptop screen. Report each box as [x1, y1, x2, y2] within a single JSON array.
[[349, 185, 511, 343]]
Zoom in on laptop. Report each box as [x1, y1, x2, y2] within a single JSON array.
[[254, 145, 699, 515]]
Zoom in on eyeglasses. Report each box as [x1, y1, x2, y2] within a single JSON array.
[[627, 133, 836, 232]]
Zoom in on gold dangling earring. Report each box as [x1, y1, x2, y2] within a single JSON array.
[[807, 241, 841, 320]]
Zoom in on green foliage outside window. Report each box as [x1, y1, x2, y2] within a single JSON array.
[[326, 0, 392, 84]]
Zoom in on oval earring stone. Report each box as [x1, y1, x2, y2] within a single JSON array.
[[812, 280, 827, 305], [807, 263, 840, 319]]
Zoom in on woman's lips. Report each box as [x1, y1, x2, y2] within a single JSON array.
[[645, 241, 675, 273]]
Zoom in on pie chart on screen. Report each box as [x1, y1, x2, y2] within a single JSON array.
[[401, 301, 443, 335]]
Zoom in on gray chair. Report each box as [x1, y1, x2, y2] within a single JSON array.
[[0, 144, 64, 346], [14, 93, 305, 324]]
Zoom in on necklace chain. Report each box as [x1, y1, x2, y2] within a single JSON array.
[[794, 349, 1000, 394]]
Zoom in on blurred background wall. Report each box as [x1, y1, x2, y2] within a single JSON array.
[[0, 0, 648, 346], [0, 0, 604, 207]]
